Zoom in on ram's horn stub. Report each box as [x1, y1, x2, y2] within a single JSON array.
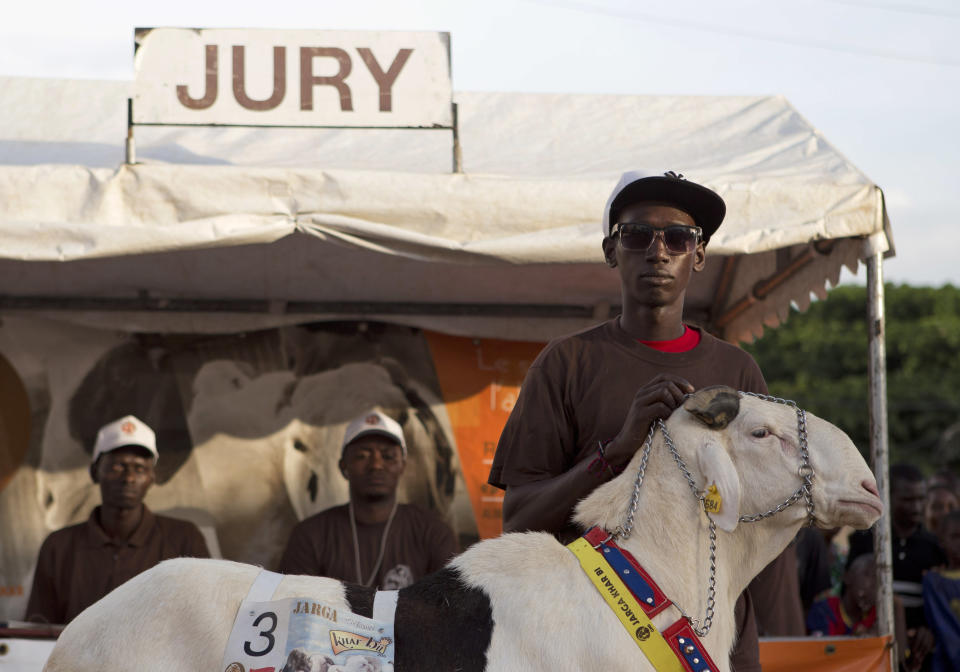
[[683, 386, 741, 429]]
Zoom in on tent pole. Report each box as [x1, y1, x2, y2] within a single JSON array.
[[125, 98, 136, 165], [451, 102, 462, 173], [866, 249, 895, 667]]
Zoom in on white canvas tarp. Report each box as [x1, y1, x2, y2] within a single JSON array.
[[0, 76, 892, 343]]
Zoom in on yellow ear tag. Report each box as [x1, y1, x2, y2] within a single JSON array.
[[704, 483, 723, 514]]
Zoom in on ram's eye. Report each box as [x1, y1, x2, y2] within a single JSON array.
[[751, 428, 770, 439]]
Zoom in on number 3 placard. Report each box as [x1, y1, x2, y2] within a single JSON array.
[[221, 597, 395, 672], [222, 601, 292, 672]]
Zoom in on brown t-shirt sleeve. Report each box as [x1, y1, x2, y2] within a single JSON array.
[[738, 353, 768, 396], [24, 535, 63, 624], [748, 544, 806, 636], [730, 590, 763, 672], [181, 522, 211, 559], [424, 517, 459, 574], [488, 352, 576, 490], [278, 520, 323, 576]]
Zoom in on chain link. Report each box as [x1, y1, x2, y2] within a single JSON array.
[[737, 392, 816, 526], [677, 517, 717, 637], [610, 391, 816, 637], [614, 423, 654, 540], [660, 417, 716, 636]]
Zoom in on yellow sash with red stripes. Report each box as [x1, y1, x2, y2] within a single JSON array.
[[567, 537, 685, 672]]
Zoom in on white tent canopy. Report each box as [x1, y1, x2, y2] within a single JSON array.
[[0, 75, 897, 650], [0, 76, 891, 343]]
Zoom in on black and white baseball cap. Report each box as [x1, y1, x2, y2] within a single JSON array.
[[603, 170, 726, 243]]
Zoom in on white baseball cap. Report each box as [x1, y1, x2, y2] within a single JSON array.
[[341, 410, 406, 457], [602, 170, 726, 242], [92, 415, 158, 464]]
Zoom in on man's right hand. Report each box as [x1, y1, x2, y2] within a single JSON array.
[[502, 373, 694, 536], [604, 373, 695, 469]]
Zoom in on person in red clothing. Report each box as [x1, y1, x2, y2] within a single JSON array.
[[807, 553, 878, 636], [25, 415, 209, 624]]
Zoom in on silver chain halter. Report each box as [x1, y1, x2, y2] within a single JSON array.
[[611, 391, 816, 637], [736, 392, 815, 525]]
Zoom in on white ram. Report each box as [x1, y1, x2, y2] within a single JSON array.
[[44, 387, 882, 672]]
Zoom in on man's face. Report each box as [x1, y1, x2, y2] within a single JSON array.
[[941, 518, 960, 566], [339, 435, 405, 501], [844, 557, 877, 613], [891, 479, 927, 531], [93, 447, 155, 510], [925, 487, 958, 536], [602, 203, 706, 308]]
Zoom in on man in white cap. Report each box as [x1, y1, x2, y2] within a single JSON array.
[[24, 415, 209, 624], [280, 408, 457, 589], [489, 171, 804, 671]]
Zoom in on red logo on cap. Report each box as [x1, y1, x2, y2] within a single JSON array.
[[121, 421, 137, 435], [365, 414, 380, 426]]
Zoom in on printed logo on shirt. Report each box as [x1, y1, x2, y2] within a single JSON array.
[[383, 564, 413, 589]]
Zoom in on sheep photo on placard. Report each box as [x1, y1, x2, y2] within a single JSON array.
[[45, 386, 883, 672]]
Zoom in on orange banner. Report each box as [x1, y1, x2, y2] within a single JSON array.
[[759, 636, 892, 672], [425, 331, 544, 539]]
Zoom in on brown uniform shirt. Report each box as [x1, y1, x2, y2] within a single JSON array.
[[489, 318, 803, 670], [490, 319, 767, 495], [279, 503, 459, 589], [25, 505, 210, 624]]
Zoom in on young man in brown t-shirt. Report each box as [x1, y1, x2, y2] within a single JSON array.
[[280, 409, 458, 588], [25, 415, 209, 624], [489, 171, 804, 671]]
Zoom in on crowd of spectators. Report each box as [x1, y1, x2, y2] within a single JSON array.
[[797, 462, 959, 672]]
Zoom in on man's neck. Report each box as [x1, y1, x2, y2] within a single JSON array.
[[98, 504, 145, 542], [619, 304, 686, 341], [351, 495, 398, 525], [892, 520, 919, 540]]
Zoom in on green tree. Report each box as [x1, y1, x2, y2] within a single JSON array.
[[743, 284, 960, 472]]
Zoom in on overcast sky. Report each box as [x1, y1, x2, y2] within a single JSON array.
[[1, 0, 957, 286]]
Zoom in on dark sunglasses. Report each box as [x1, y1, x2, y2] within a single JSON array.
[[611, 223, 702, 255]]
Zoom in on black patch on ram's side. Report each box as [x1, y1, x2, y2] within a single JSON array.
[[344, 583, 375, 618], [395, 567, 493, 672]]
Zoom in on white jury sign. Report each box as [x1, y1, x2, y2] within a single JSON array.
[[134, 28, 453, 128]]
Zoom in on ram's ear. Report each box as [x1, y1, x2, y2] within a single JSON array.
[[683, 386, 740, 430], [697, 439, 741, 532]]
